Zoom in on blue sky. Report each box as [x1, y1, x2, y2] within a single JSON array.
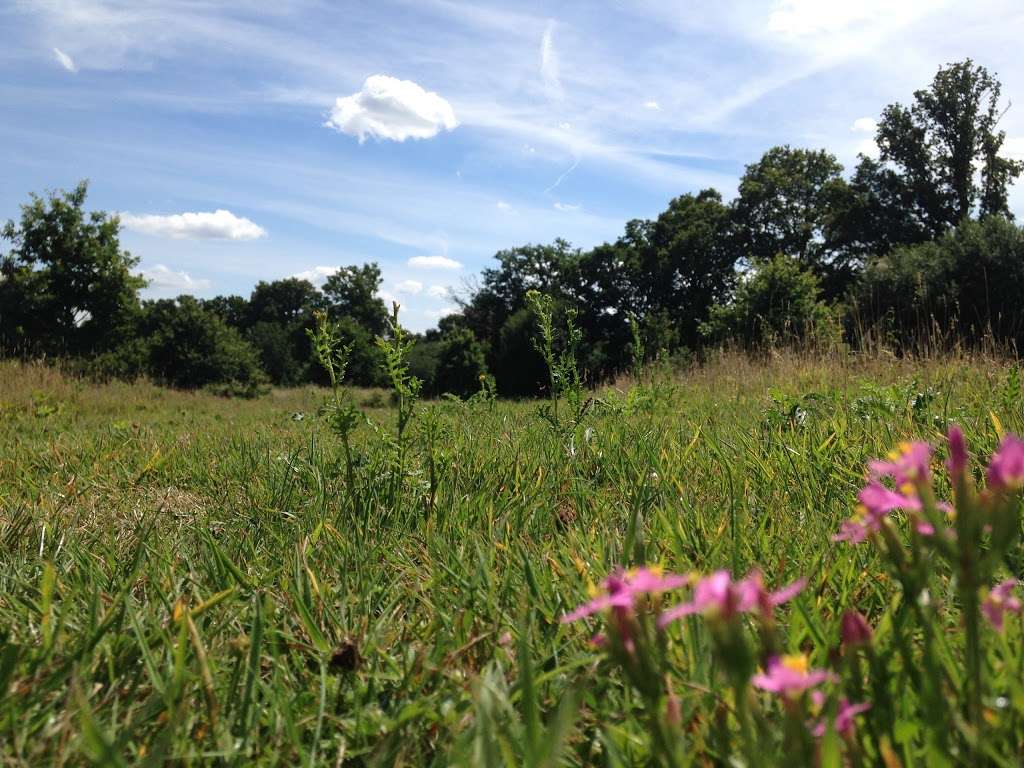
[[3, 0, 1024, 330]]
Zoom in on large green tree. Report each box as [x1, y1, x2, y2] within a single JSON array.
[[322, 264, 388, 336], [0, 182, 145, 356], [731, 146, 847, 270], [876, 59, 1023, 232]]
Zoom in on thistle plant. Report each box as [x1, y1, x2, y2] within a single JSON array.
[[526, 290, 590, 436], [376, 302, 422, 510], [307, 309, 363, 518]]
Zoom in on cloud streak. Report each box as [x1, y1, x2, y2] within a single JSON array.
[[53, 47, 77, 72]]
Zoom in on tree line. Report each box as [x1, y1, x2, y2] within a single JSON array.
[[3, 60, 1023, 397]]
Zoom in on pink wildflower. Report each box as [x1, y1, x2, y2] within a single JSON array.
[[946, 425, 968, 479], [810, 692, 871, 737], [839, 610, 873, 649], [986, 435, 1024, 491], [752, 655, 835, 698], [561, 567, 687, 623], [982, 579, 1023, 631], [869, 441, 933, 486], [658, 569, 804, 628], [833, 480, 927, 543]]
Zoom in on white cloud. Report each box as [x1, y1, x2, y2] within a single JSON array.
[[1003, 137, 1024, 161], [496, 200, 516, 214], [408, 255, 462, 270], [120, 209, 266, 240], [324, 75, 458, 143], [553, 202, 581, 212], [539, 20, 563, 100], [427, 285, 450, 298], [856, 138, 880, 159], [292, 266, 340, 286], [423, 306, 458, 321], [140, 264, 211, 293], [851, 117, 877, 133], [396, 279, 423, 294], [767, 0, 927, 37], [644, 100, 661, 111], [53, 47, 77, 73]]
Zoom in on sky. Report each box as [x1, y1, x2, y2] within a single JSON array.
[[3, 0, 1024, 331]]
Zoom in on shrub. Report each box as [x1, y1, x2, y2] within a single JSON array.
[[434, 327, 488, 398], [701, 255, 838, 347], [140, 297, 266, 389]]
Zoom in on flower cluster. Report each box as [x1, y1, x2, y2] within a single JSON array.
[[560, 425, 1024, 763]]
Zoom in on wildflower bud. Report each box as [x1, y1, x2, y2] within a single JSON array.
[[665, 678, 682, 728], [840, 610, 873, 649], [946, 425, 968, 479]]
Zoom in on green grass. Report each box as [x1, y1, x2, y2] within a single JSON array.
[[1, 354, 1022, 765]]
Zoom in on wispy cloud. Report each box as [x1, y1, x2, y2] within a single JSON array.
[[553, 202, 580, 212], [325, 75, 458, 142], [53, 47, 77, 73], [539, 20, 563, 100], [121, 210, 266, 240]]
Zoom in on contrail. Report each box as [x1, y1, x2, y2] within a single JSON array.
[[544, 156, 580, 194]]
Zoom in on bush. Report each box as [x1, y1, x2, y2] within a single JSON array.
[[435, 327, 488, 398], [701, 255, 838, 347], [140, 297, 266, 389], [855, 216, 1024, 349]]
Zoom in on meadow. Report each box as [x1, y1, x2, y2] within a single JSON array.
[[1, 350, 1023, 766]]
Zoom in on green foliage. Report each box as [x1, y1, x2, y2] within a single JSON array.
[[876, 59, 1023, 228], [3, 354, 1024, 764], [435, 326, 488, 397], [732, 145, 846, 270], [702, 255, 839, 347], [527, 290, 590, 434], [0, 181, 145, 357], [322, 263, 389, 336], [140, 297, 266, 389], [856, 215, 1024, 349]]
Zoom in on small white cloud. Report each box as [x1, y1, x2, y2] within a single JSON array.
[[553, 202, 581, 212], [408, 255, 462, 270], [558, 121, 572, 131], [140, 264, 212, 293], [325, 75, 458, 142], [121, 210, 266, 240], [292, 266, 340, 286], [496, 201, 516, 214], [851, 117, 877, 133], [540, 21, 563, 100], [396, 279, 423, 294], [423, 306, 458, 321], [856, 138, 880, 159], [1003, 137, 1024, 161], [53, 47, 78, 73], [643, 100, 661, 111], [427, 285, 450, 298]]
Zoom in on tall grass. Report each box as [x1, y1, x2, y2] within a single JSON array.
[[0, 349, 1022, 765]]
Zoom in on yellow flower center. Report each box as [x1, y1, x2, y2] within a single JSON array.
[[781, 654, 809, 674]]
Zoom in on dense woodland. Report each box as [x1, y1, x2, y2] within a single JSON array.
[[3, 60, 1024, 397]]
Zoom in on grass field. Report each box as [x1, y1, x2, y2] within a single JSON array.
[[2, 353, 1023, 766]]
